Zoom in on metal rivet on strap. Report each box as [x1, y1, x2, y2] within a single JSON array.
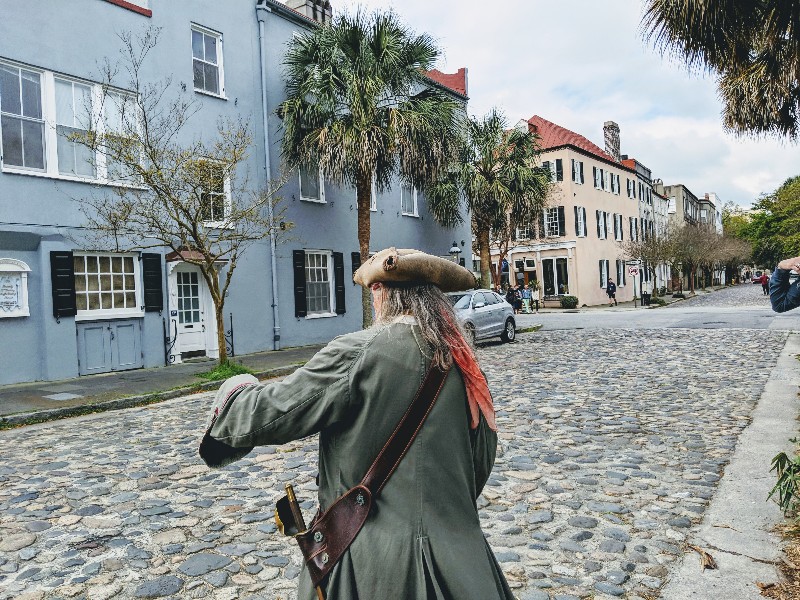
[[356, 493, 365, 506], [313, 531, 324, 543], [321, 552, 329, 564]]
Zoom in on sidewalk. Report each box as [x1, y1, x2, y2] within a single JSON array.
[[0, 344, 323, 426]]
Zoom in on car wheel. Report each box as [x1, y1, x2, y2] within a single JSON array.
[[464, 322, 476, 344], [500, 318, 516, 343]]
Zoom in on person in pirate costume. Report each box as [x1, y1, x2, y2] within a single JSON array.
[[199, 247, 515, 600]]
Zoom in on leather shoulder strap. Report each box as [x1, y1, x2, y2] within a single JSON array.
[[360, 364, 449, 495]]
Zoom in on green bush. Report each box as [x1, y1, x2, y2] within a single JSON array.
[[650, 296, 667, 306], [560, 295, 579, 309], [196, 361, 254, 381], [769, 445, 800, 515]]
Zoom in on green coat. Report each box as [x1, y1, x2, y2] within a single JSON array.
[[200, 319, 514, 600]]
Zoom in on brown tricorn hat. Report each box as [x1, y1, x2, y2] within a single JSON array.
[[353, 247, 476, 292]]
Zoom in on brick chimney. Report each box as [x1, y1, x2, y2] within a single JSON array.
[[285, 0, 332, 24], [603, 121, 620, 162]]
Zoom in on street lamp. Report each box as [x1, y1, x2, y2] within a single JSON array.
[[449, 241, 461, 262]]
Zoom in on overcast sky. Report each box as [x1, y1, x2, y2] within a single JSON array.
[[334, 0, 800, 208]]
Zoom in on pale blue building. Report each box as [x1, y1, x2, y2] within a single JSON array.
[[0, 0, 471, 385]]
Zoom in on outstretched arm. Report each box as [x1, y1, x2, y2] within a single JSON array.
[[770, 259, 800, 313]]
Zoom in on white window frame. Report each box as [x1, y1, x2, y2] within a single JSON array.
[[0, 60, 140, 186], [576, 206, 586, 238], [600, 259, 609, 289], [616, 259, 626, 287], [304, 250, 336, 318], [545, 207, 560, 237], [370, 175, 377, 212], [299, 164, 325, 203], [598, 210, 607, 239], [0, 61, 46, 173], [73, 252, 144, 322], [401, 183, 418, 217], [516, 224, 533, 240], [571, 159, 584, 184], [191, 24, 226, 99], [542, 256, 570, 296], [614, 214, 623, 241], [196, 159, 232, 228]]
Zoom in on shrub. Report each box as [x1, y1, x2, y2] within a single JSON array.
[[560, 295, 579, 309], [672, 293, 686, 299], [196, 361, 254, 381], [650, 296, 667, 306], [769, 446, 800, 515]]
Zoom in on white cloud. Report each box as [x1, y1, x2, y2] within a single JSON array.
[[332, 0, 800, 207]]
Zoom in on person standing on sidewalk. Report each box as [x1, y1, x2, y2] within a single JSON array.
[[199, 247, 515, 600], [521, 284, 532, 313], [606, 278, 618, 306]]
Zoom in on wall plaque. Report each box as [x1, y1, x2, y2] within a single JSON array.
[[0, 258, 31, 318]]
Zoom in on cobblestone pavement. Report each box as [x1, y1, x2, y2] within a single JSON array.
[[667, 283, 772, 309], [0, 327, 787, 600]]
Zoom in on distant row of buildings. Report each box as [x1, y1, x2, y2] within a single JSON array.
[[489, 117, 724, 306]]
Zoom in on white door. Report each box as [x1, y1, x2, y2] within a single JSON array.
[[176, 268, 206, 354]]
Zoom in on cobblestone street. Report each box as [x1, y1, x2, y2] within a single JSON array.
[[0, 299, 791, 599]]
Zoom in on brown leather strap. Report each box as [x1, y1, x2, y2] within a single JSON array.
[[296, 364, 450, 587], [360, 365, 449, 494]]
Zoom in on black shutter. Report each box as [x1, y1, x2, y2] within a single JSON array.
[[619, 215, 624, 241], [622, 261, 626, 286], [459, 257, 466, 267], [538, 209, 546, 238], [293, 250, 307, 318], [582, 208, 587, 236], [50, 251, 76, 319], [599, 260, 604, 287], [555, 159, 563, 181], [141, 253, 163, 312], [351, 251, 361, 284], [579, 161, 584, 184], [333, 252, 345, 315], [593, 166, 597, 187], [574, 206, 579, 235], [557, 206, 565, 237], [596, 210, 601, 238]]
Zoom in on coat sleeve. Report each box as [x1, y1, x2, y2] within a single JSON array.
[[199, 330, 373, 468], [770, 268, 800, 313], [469, 412, 498, 500]]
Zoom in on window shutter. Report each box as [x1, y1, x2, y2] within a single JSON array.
[[593, 166, 597, 187], [333, 252, 345, 315], [619, 215, 624, 241], [50, 251, 77, 319], [599, 260, 604, 287], [582, 208, 587, 236], [555, 159, 563, 181], [459, 257, 466, 267], [538, 210, 546, 238], [351, 252, 361, 284], [557, 206, 565, 236], [596, 210, 601, 238], [574, 205, 579, 235], [579, 162, 584, 184], [293, 250, 307, 318], [621, 261, 626, 286], [141, 253, 163, 312]]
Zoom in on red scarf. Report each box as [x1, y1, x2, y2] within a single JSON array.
[[445, 320, 497, 431]]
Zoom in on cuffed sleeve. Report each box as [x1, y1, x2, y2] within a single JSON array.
[[199, 329, 376, 468], [770, 268, 800, 313]]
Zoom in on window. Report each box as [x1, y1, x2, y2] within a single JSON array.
[[73, 253, 141, 318], [545, 207, 563, 237], [574, 206, 587, 237], [542, 159, 562, 182], [0, 63, 45, 170], [612, 174, 620, 195], [613, 214, 623, 241], [599, 259, 609, 288], [198, 161, 230, 224], [55, 78, 95, 177], [401, 183, 418, 216], [516, 224, 532, 240], [542, 257, 569, 296], [299, 164, 324, 202], [596, 210, 607, 239], [101, 90, 138, 182], [616, 259, 626, 287], [629, 216, 638, 241], [192, 26, 224, 97], [571, 159, 584, 184], [370, 176, 377, 211], [305, 251, 334, 315]]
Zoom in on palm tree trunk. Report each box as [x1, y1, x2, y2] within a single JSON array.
[[356, 173, 372, 328], [478, 226, 491, 289]]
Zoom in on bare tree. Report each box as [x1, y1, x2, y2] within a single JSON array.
[[74, 28, 289, 364], [621, 231, 674, 297]]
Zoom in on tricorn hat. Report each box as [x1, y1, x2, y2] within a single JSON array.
[[353, 247, 476, 292]]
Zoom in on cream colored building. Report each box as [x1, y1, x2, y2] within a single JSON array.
[[495, 117, 642, 307]]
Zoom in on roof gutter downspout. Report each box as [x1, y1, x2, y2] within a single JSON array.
[[256, 1, 281, 350]]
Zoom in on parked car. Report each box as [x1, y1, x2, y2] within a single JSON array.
[[447, 289, 516, 343]]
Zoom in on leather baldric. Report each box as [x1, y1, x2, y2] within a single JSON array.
[[295, 364, 450, 587]]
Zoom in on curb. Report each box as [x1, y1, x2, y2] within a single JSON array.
[[0, 364, 301, 429]]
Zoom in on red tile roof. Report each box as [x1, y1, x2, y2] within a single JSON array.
[[620, 158, 636, 171], [527, 115, 627, 168], [425, 68, 468, 97]]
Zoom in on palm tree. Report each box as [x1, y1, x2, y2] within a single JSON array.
[[643, 0, 800, 138], [279, 10, 464, 327], [426, 110, 551, 288]]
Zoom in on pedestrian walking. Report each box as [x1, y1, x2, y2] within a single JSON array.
[[521, 284, 532, 313], [199, 247, 515, 600], [606, 278, 618, 306], [760, 272, 770, 295]]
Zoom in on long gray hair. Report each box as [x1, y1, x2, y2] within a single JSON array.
[[373, 284, 473, 370]]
